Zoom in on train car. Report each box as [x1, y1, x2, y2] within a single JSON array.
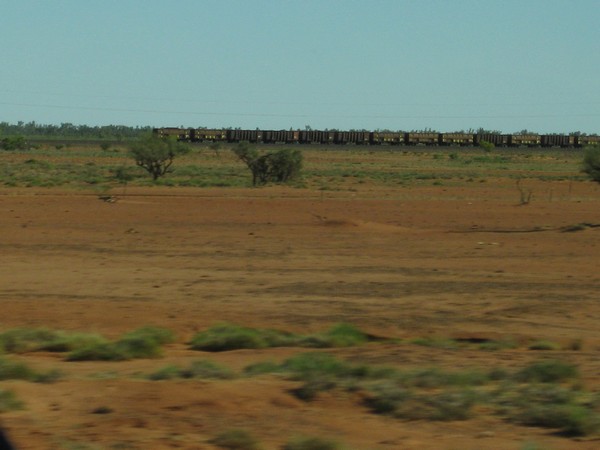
[[406, 132, 439, 146], [334, 131, 371, 145], [474, 133, 509, 147], [191, 128, 227, 142], [576, 135, 600, 147], [299, 130, 335, 144], [508, 134, 541, 147], [541, 135, 576, 147], [371, 131, 404, 145], [154, 127, 191, 140], [263, 130, 300, 144], [227, 129, 264, 143], [439, 133, 475, 146]]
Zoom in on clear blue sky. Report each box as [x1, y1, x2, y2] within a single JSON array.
[[1, 0, 598, 133]]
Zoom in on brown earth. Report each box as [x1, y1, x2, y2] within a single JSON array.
[[1, 181, 600, 449]]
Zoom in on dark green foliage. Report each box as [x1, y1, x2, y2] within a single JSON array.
[[501, 384, 600, 436], [189, 323, 296, 352], [67, 326, 174, 361], [401, 367, 490, 389], [180, 360, 235, 379], [280, 353, 352, 380], [0, 389, 23, 412], [479, 140, 495, 152], [0, 328, 63, 353], [318, 323, 368, 347], [147, 360, 234, 380], [0, 357, 61, 383], [1, 135, 27, 150], [582, 145, 600, 183], [129, 135, 190, 180], [283, 436, 342, 450], [232, 142, 302, 186], [0, 357, 36, 380], [189, 323, 370, 352], [364, 382, 413, 415], [146, 365, 181, 381], [365, 381, 477, 421], [514, 360, 579, 383], [243, 361, 281, 376], [0, 328, 108, 354], [210, 429, 262, 450]]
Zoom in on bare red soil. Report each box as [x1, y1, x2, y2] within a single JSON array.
[[1, 182, 600, 449]]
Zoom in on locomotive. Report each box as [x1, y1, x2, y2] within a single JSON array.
[[153, 127, 599, 148]]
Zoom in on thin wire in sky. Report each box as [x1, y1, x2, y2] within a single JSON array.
[[1, 101, 598, 121]]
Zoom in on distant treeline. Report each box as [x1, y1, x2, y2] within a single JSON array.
[[0, 121, 153, 140]]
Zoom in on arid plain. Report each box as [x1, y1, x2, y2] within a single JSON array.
[[1, 147, 600, 449]]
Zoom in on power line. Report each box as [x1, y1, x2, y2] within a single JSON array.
[[0, 101, 599, 120]]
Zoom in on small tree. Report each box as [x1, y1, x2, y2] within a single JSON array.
[[1, 135, 27, 151], [129, 135, 189, 181], [232, 142, 302, 186], [582, 145, 600, 183]]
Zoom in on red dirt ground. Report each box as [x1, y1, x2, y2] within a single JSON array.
[[1, 182, 600, 449]]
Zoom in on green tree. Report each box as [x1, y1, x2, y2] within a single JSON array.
[[582, 145, 600, 183], [129, 135, 189, 181], [232, 142, 303, 186]]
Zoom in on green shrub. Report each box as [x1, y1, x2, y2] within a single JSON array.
[[513, 403, 599, 436], [409, 336, 459, 349], [364, 381, 413, 415], [0, 328, 61, 353], [318, 323, 368, 347], [408, 390, 478, 421], [189, 324, 295, 352], [0, 357, 36, 380], [291, 377, 338, 401], [67, 326, 174, 361], [582, 145, 600, 183], [514, 360, 579, 383], [180, 360, 234, 379], [147, 365, 181, 381], [243, 361, 281, 376], [283, 436, 342, 450], [401, 367, 489, 389], [210, 429, 262, 450], [67, 342, 130, 361], [0, 357, 61, 383], [281, 353, 350, 380], [0, 389, 23, 412], [528, 340, 560, 351], [148, 360, 234, 380], [0, 328, 108, 354]]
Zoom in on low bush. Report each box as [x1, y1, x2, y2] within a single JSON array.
[[0, 357, 36, 380], [0, 357, 62, 383], [148, 360, 234, 381], [514, 360, 579, 383], [283, 436, 342, 450], [67, 326, 174, 361], [189, 323, 296, 352], [190, 323, 371, 352], [528, 340, 560, 351], [0, 328, 108, 354], [210, 428, 262, 450], [0, 389, 23, 412]]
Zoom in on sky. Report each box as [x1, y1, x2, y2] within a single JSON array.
[[1, 0, 599, 134]]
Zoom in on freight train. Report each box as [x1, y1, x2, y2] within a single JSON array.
[[153, 127, 600, 148]]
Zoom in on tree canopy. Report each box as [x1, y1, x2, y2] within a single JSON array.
[[129, 135, 190, 180]]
